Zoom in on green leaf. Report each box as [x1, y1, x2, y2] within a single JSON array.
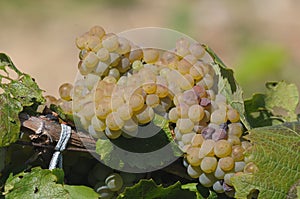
[[244, 81, 299, 128], [3, 167, 69, 199], [204, 45, 250, 130], [117, 179, 196, 199], [0, 53, 45, 147], [3, 167, 99, 199], [64, 185, 99, 199], [232, 122, 300, 199]]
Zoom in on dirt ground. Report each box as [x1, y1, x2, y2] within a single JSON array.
[[0, 0, 299, 101]]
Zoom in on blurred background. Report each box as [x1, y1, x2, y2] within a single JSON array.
[[0, 0, 299, 101]]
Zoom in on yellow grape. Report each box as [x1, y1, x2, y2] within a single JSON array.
[[214, 140, 232, 158], [89, 26, 105, 39], [129, 93, 145, 112], [59, 83, 73, 101], [117, 104, 133, 121], [146, 94, 160, 108], [200, 157, 217, 173], [186, 147, 201, 166], [105, 112, 124, 131], [188, 104, 205, 122], [191, 134, 204, 147], [135, 105, 154, 124], [219, 157, 235, 172], [199, 139, 215, 159], [227, 108, 240, 123], [176, 118, 194, 134], [168, 107, 179, 123], [143, 48, 159, 63], [231, 145, 245, 161]]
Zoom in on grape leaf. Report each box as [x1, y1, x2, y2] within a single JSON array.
[[117, 179, 196, 199], [203, 45, 250, 130], [3, 167, 99, 199], [244, 81, 299, 128], [232, 122, 300, 199], [0, 53, 45, 147]]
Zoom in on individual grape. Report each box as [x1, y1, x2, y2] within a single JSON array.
[[84, 52, 99, 68], [105, 112, 124, 131], [234, 161, 246, 172], [182, 132, 196, 145], [199, 139, 215, 159], [201, 127, 215, 140], [227, 135, 241, 145], [88, 125, 105, 139], [116, 37, 131, 54], [191, 134, 204, 147], [187, 164, 202, 178], [105, 173, 124, 192], [188, 104, 205, 122], [116, 57, 130, 73], [146, 94, 160, 108], [183, 54, 197, 65], [214, 140, 232, 158], [168, 107, 179, 123], [122, 119, 138, 137], [219, 157, 235, 172], [174, 127, 182, 140], [95, 185, 114, 199], [129, 48, 143, 62], [178, 58, 192, 74], [224, 173, 235, 186], [75, 34, 88, 50], [228, 123, 243, 137], [117, 104, 133, 121], [182, 158, 189, 168], [202, 110, 211, 123], [97, 48, 110, 62], [86, 35, 102, 51], [213, 181, 225, 193], [44, 95, 58, 107], [94, 61, 109, 76], [186, 147, 201, 166], [189, 65, 204, 80], [199, 173, 216, 187], [210, 109, 227, 125], [89, 26, 105, 39], [176, 118, 194, 134], [211, 128, 227, 141], [132, 60, 144, 71], [135, 105, 155, 124], [142, 82, 157, 94], [206, 89, 215, 100], [102, 33, 119, 52], [241, 141, 252, 151], [214, 164, 226, 179], [105, 128, 122, 139], [143, 48, 159, 63], [244, 162, 258, 174], [176, 38, 190, 57], [231, 145, 245, 161], [189, 43, 205, 59], [129, 93, 144, 112], [96, 102, 112, 119], [176, 103, 189, 118], [200, 156, 217, 173], [227, 108, 240, 123], [179, 74, 194, 90], [59, 83, 73, 101], [182, 90, 198, 105]]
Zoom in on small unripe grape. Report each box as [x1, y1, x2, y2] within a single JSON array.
[[231, 145, 245, 161], [187, 164, 202, 178], [59, 83, 73, 101], [234, 161, 246, 172], [244, 162, 258, 174], [132, 60, 144, 71], [199, 139, 215, 159], [44, 95, 58, 106], [241, 141, 252, 151], [155, 84, 169, 98], [143, 82, 157, 94], [200, 156, 217, 173], [105, 128, 122, 139], [95, 61, 109, 76], [188, 104, 205, 122], [189, 65, 204, 80], [86, 36, 101, 51], [95, 185, 114, 199], [186, 147, 201, 166], [102, 33, 119, 52], [219, 157, 235, 171], [228, 123, 243, 137], [214, 140, 232, 158], [97, 48, 110, 61], [89, 26, 105, 39], [176, 38, 190, 57], [214, 164, 226, 179], [227, 108, 240, 123], [213, 181, 224, 193], [199, 173, 216, 187], [105, 173, 123, 191], [168, 107, 179, 123], [129, 48, 143, 62]]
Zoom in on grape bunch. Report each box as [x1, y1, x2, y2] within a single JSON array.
[[44, 26, 257, 196]]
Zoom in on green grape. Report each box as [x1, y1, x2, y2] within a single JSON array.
[[244, 162, 258, 174], [219, 157, 235, 172], [135, 105, 154, 124], [224, 173, 235, 186], [176, 103, 189, 118], [182, 132, 196, 145], [188, 104, 204, 122], [143, 48, 159, 63], [105, 112, 124, 131], [200, 156, 217, 173], [214, 140, 232, 158], [84, 52, 99, 68], [59, 83, 73, 101], [191, 134, 204, 147], [228, 123, 243, 137], [174, 127, 182, 140], [214, 164, 226, 179], [132, 60, 144, 71], [96, 47, 110, 62], [105, 173, 124, 192], [187, 164, 202, 178], [189, 43, 205, 59], [199, 173, 216, 187], [231, 145, 245, 161], [176, 118, 194, 134], [102, 33, 119, 52], [234, 161, 246, 172], [117, 104, 133, 121], [213, 180, 224, 193], [199, 139, 215, 159], [116, 37, 131, 55], [95, 185, 114, 199], [89, 25, 105, 39], [227, 108, 240, 123], [146, 94, 160, 108], [186, 147, 201, 166], [227, 135, 241, 145], [210, 109, 227, 125], [129, 93, 144, 112]]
